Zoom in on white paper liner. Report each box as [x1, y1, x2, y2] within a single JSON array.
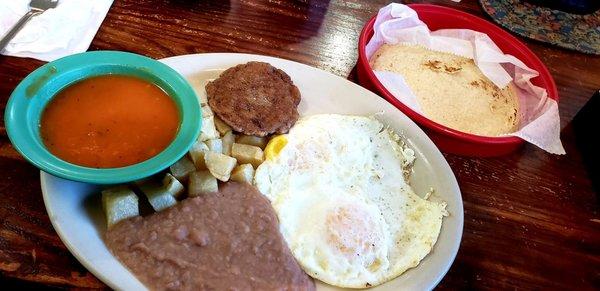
[[366, 4, 565, 154]]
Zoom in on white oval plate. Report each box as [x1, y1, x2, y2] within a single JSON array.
[[42, 53, 463, 291]]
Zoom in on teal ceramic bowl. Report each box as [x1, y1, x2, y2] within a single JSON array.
[[4, 51, 202, 184]]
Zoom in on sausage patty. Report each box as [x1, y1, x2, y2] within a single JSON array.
[[206, 62, 301, 137]]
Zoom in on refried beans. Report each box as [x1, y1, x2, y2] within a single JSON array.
[[105, 182, 315, 291]]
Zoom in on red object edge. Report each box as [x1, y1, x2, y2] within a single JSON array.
[[356, 4, 559, 157]]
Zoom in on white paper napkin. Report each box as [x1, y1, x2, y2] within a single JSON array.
[[0, 0, 113, 62], [366, 4, 565, 155]]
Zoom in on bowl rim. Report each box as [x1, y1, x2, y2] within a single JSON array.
[[357, 3, 559, 145], [4, 51, 202, 184]]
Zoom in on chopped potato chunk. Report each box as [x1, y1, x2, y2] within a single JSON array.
[[201, 104, 214, 118], [189, 140, 209, 169], [138, 180, 177, 212], [162, 173, 185, 199], [204, 151, 237, 181], [205, 138, 223, 154], [189, 170, 218, 196], [230, 164, 255, 184], [199, 106, 218, 141], [231, 143, 264, 168], [236, 135, 268, 149], [102, 186, 139, 228], [169, 156, 196, 182], [199, 120, 218, 141], [214, 116, 232, 135], [222, 131, 235, 156], [198, 90, 208, 106]]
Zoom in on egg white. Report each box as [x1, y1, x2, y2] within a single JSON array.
[[255, 114, 447, 288], [272, 186, 392, 287]]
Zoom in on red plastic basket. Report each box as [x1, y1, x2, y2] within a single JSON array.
[[357, 4, 558, 157]]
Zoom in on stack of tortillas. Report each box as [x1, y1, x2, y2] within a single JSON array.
[[370, 44, 519, 136]]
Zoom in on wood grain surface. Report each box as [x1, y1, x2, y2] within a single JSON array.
[[1, 0, 599, 289]]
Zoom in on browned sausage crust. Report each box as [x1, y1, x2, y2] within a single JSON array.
[[206, 62, 301, 137]]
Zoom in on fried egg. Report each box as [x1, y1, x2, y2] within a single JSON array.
[[254, 114, 447, 288]]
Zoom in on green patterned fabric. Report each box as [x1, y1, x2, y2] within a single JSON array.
[[479, 0, 600, 55]]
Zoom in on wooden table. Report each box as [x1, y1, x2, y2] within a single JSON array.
[[1, 0, 598, 289]]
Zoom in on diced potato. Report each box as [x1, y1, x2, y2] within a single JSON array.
[[230, 164, 255, 184], [138, 180, 177, 212], [222, 131, 235, 156], [162, 173, 185, 199], [188, 170, 218, 196], [201, 104, 214, 118], [196, 89, 208, 106], [236, 135, 268, 149], [102, 186, 139, 228], [189, 140, 209, 169], [199, 121, 218, 141], [204, 151, 237, 181], [169, 156, 196, 182], [205, 138, 223, 154], [214, 116, 232, 135], [199, 106, 218, 141], [231, 143, 264, 168]]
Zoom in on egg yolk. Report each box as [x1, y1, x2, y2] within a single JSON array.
[[265, 135, 288, 160]]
